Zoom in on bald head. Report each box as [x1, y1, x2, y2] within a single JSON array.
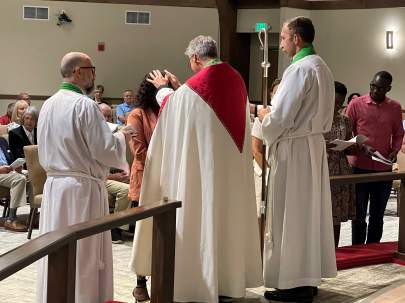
[[60, 52, 90, 78], [98, 103, 113, 122], [60, 52, 95, 95]]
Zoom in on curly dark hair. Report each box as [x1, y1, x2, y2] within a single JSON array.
[[135, 72, 165, 115]]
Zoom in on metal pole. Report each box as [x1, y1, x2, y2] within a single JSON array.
[[258, 27, 271, 256]]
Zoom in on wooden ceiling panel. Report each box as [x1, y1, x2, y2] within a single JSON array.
[[309, 0, 365, 10], [45, 0, 405, 9], [46, 0, 217, 8], [280, 0, 311, 9], [365, 0, 405, 9]]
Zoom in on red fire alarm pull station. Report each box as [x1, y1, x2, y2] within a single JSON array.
[[98, 42, 105, 52]]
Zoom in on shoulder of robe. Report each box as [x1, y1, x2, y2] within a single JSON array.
[[284, 62, 315, 83], [73, 95, 100, 118]]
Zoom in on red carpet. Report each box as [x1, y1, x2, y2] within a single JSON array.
[[336, 241, 401, 269]]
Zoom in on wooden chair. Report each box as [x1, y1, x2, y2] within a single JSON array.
[[0, 125, 8, 136], [0, 187, 10, 218], [24, 145, 46, 239], [0, 125, 8, 142]]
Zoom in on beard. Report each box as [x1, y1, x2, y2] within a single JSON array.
[[84, 82, 95, 95], [84, 84, 94, 95]]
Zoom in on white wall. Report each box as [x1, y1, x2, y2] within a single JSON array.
[[239, 7, 405, 106], [0, 0, 219, 112], [311, 8, 405, 104]]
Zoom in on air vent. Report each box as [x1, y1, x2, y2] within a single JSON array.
[[23, 6, 49, 20], [126, 11, 151, 25]]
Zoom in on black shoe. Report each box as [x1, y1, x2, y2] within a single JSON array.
[[264, 287, 314, 303], [111, 228, 123, 244]]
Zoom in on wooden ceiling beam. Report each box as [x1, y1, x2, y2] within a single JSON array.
[[235, 0, 280, 9], [216, 0, 251, 86]]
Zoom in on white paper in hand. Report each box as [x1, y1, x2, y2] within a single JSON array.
[[371, 151, 393, 166], [10, 158, 25, 169], [329, 135, 368, 151], [107, 122, 119, 133]]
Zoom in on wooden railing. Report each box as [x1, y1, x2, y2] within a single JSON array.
[[0, 200, 181, 303], [330, 171, 405, 260]]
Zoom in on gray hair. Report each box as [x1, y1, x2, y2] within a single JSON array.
[[184, 35, 218, 60], [21, 106, 39, 122]]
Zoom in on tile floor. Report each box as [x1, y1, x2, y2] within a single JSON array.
[[0, 198, 403, 303]]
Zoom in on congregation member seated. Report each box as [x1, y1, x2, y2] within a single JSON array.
[[17, 92, 31, 106], [9, 106, 38, 160], [116, 89, 136, 125], [324, 81, 356, 247], [93, 84, 110, 105], [0, 137, 28, 232], [0, 102, 15, 125], [126, 73, 162, 302], [9, 100, 29, 130], [98, 103, 131, 244]]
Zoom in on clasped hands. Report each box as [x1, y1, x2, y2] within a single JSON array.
[[0, 165, 22, 174]]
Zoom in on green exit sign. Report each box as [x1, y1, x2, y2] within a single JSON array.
[[255, 22, 268, 32]]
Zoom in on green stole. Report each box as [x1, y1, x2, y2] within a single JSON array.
[[204, 58, 222, 67], [60, 82, 83, 94], [291, 44, 316, 64]]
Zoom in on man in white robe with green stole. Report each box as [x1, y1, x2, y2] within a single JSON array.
[[129, 36, 262, 303], [259, 17, 337, 303], [36, 52, 131, 303]]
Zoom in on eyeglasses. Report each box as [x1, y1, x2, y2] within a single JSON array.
[[370, 83, 389, 91], [79, 66, 96, 74]]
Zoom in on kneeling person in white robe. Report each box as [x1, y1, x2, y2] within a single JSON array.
[[36, 52, 132, 303], [129, 35, 263, 303], [259, 17, 337, 303]]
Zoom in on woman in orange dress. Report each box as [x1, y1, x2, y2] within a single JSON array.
[[127, 74, 161, 302]]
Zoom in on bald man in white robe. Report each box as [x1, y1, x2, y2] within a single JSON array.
[[37, 52, 131, 303]]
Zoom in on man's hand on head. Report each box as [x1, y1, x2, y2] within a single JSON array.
[[0, 165, 12, 174], [147, 70, 169, 89], [164, 69, 181, 90], [258, 107, 271, 122]]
